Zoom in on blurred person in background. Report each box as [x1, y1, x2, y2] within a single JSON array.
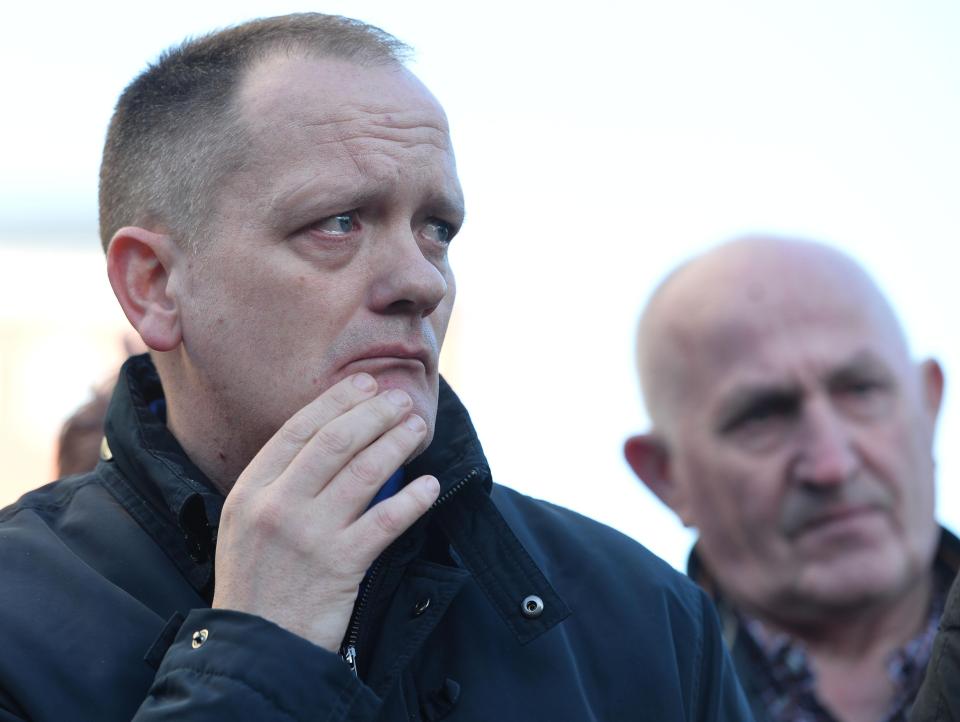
[[0, 12, 751, 721], [624, 236, 956, 722], [55, 380, 112, 477], [56, 336, 145, 477]]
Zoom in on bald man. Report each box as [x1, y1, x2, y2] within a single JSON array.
[[624, 237, 958, 722]]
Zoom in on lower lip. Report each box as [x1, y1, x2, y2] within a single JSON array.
[[343, 356, 427, 374], [797, 507, 882, 538]]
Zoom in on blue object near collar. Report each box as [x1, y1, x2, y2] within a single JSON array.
[[369, 468, 404, 509]]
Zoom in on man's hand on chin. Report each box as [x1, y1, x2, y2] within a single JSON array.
[[212, 372, 441, 652]]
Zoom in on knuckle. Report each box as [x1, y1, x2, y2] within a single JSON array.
[[313, 427, 352, 456], [250, 496, 288, 537], [346, 456, 383, 487], [370, 395, 403, 425], [384, 428, 416, 457], [372, 501, 405, 537], [277, 416, 315, 448], [324, 381, 355, 412]]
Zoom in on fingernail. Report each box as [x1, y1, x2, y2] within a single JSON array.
[[420, 476, 440, 497], [352, 373, 375, 391], [387, 389, 410, 406], [404, 414, 425, 431]]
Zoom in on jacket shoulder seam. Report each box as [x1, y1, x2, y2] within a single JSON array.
[[0, 476, 103, 524]]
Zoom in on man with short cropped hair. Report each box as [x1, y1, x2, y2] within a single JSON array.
[[625, 236, 956, 722], [0, 13, 750, 721]]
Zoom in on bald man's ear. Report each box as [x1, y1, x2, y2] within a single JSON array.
[[106, 227, 184, 352], [624, 434, 694, 526], [920, 359, 945, 423]]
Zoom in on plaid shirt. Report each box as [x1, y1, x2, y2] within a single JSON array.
[[689, 529, 960, 722]]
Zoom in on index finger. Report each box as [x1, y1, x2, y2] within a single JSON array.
[[237, 373, 379, 488]]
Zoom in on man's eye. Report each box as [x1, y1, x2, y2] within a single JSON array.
[[841, 380, 881, 395], [423, 218, 455, 244], [722, 397, 798, 434], [833, 378, 891, 419], [313, 213, 356, 235]]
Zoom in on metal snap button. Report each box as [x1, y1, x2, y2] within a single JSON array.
[[191, 629, 209, 648], [521, 595, 544, 619], [412, 597, 431, 617]]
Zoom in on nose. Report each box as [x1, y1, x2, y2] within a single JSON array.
[[789, 399, 860, 488], [367, 232, 449, 317]]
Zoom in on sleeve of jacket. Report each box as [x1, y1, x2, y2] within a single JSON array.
[[693, 590, 755, 722], [132, 609, 381, 722], [909, 573, 960, 722]]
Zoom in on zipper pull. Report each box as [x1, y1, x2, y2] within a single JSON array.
[[342, 645, 358, 677]]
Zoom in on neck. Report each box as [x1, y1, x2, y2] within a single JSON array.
[[757, 573, 934, 722], [154, 354, 261, 494], [780, 573, 932, 656]]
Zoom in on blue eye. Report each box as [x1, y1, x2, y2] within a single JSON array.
[[314, 213, 355, 235], [424, 218, 455, 244]]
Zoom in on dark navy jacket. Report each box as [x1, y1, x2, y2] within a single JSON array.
[[0, 355, 752, 721]]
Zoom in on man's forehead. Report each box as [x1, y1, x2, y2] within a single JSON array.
[[236, 53, 449, 135]]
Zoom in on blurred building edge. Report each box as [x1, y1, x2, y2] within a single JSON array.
[[55, 379, 114, 477]]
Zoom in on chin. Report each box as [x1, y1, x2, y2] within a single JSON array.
[[795, 551, 915, 610], [406, 428, 436, 466]]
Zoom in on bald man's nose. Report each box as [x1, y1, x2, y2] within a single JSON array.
[[790, 401, 860, 487]]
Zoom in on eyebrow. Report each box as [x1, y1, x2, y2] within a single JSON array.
[[714, 384, 803, 434], [422, 190, 467, 223], [825, 351, 893, 388], [269, 180, 466, 228]]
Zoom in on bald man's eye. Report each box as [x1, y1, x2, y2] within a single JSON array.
[[832, 376, 892, 420], [720, 396, 800, 435], [717, 394, 801, 453]]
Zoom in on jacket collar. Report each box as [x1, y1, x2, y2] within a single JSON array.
[[102, 355, 568, 644], [103, 355, 223, 570], [104, 355, 491, 530], [100, 355, 494, 589]]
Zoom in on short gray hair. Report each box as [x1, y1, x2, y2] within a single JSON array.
[[98, 13, 411, 251]]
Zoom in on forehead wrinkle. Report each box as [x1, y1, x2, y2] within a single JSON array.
[[299, 114, 452, 152]]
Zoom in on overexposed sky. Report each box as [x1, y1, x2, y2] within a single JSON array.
[[2, 0, 959, 569]]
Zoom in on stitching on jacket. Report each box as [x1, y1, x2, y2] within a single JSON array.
[[322, 672, 367, 722], [444, 490, 570, 642], [692, 591, 707, 721], [152, 667, 301, 722], [0, 477, 101, 523]]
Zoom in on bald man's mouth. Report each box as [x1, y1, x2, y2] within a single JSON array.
[[781, 483, 893, 541], [789, 504, 884, 540]]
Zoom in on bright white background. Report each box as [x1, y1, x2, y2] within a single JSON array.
[[1, 0, 958, 569]]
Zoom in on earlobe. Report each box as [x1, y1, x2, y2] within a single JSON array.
[[106, 227, 183, 352], [624, 433, 693, 526]]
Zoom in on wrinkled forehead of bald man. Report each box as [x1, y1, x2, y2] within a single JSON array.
[[635, 236, 914, 437]]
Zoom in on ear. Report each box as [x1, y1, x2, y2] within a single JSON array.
[[623, 433, 694, 526], [106, 227, 184, 352], [919, 358, 945, 423]]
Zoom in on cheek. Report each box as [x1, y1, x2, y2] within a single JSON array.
[[682, 448, 784, 539], [183, 257, 351, 372], [430, 271, 456, 339]]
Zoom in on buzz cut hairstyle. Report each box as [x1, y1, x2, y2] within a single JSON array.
[[98, 13, 412, 252]]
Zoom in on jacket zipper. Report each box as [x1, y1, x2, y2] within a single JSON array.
[[339, 468, 479, 676]]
